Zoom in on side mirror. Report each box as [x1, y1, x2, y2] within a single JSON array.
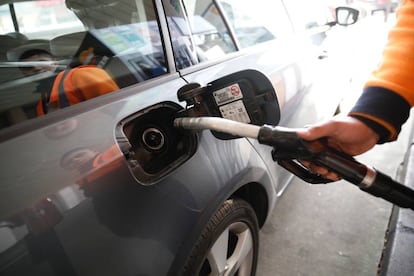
[[177, 69, 280, 139], [336, 7, 359, 26]]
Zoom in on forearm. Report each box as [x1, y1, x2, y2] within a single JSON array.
[[349, 0, 414, 142]]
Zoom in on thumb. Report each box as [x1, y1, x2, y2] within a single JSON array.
[[296, 122, 336, 141]]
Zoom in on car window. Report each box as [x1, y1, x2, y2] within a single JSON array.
[[0, 0, 166, 129], [217, 0, 293, 48], [163, 0, 237, 69]]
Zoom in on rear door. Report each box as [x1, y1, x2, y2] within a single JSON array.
[[0, 0, 201, 275]]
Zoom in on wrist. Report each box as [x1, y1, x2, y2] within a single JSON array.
[[349, 86, 410, 143], [348, 115, 384, 144]]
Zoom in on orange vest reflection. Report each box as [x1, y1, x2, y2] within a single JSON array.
[[77, 144, 125, 186], [36, 65, 119, 115]]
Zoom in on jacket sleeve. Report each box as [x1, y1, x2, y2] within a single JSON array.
[[349, 0, 414, 143]]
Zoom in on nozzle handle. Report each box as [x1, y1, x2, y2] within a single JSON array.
[[258, 125, 414, 210]]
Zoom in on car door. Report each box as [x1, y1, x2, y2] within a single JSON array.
[[0, 0, 255, 275], [166, 0, 339, 195]]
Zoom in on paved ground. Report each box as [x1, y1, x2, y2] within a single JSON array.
[[256, 13, 410, 276]]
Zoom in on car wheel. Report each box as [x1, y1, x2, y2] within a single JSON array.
[[182, 198, 259, 276]]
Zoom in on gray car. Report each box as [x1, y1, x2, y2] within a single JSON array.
[[0, 0, 357, 275]]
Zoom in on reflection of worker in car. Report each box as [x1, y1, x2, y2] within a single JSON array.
[[43, 119, 79, 139], [38, 63, 120, 115], [19, 48, 58, 77], [18, 48, 119, 115], [5, 196, 76, 275], [60, 145, 124, 186], [18, 49, 60, 100], [60, 147, 99, 173]]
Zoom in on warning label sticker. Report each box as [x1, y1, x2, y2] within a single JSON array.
[[219, 100, 251, 123], [213, 84, 243, 106]]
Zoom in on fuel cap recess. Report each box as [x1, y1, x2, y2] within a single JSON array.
[[142, 127, 165, 151]]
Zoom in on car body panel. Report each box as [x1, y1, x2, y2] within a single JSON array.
[[0, 0, 355, 274]]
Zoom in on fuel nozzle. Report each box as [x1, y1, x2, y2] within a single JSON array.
[[174, 117, 414, 210]]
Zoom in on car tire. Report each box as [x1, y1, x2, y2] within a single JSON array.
[[182, 198, 259, 276]]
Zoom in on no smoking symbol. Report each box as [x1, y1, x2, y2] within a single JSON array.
[[230, 85, 240, 97]]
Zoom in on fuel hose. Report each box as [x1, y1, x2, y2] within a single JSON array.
[[174, 117, 414, 210]]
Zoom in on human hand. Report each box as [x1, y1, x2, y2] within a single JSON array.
[[296, 116, 380, 180]]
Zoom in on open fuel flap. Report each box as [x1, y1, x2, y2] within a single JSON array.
[[116, 70, 281, 185], [177, 69, 280, 139]]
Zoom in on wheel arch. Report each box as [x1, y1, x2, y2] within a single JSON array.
[[168, 167, 275, 275], [231, 182, 269, 228]]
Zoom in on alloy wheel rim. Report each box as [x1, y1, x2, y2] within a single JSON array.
[[204, 221, 254, 276]]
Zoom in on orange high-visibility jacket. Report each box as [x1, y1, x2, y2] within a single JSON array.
[[349, 0, 414, 143], [37, 65, 119, 115]]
